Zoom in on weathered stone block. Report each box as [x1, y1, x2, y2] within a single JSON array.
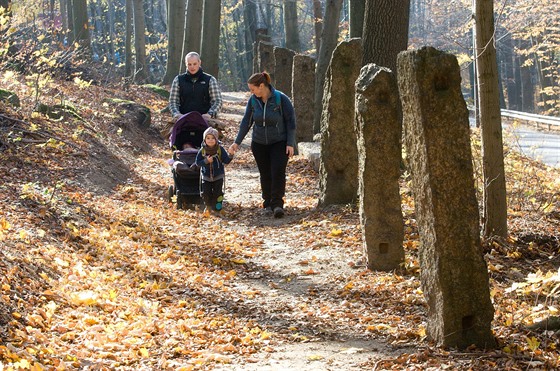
[[274, 47, 295, 97], [397, 46, 496, 349], [293, 55, 315, 145], [355, 64, 404, 271], [319, 38, 362, 206]]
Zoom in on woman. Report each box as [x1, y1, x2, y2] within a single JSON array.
[[229, 72, 296, 218]]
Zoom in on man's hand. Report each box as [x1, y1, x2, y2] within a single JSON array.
[[172, 113, 182, 123]]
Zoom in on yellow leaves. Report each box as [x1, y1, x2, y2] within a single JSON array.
[[308, 354, 323, 361], [526, 336, 541, 352], [70, 291, 99, 306], [329, 228, 343, 237], [139, 347, 150, 357], [230, 258, 246, 264]]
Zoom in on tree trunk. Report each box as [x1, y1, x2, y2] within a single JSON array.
[[182, 0, 203, 72], [312, 0, 323, 56], [124, 0, 133, 77], [503, 33, 520, 110], [71, 0, 92, 57], [313, 0, 343, 134], [243, 0, 257, 75], [362, 0, 410, 73], [201, 0, 222, 78], [283, 0, 300, 52], [107, 0, 116, 63], [132, 0, 149, 83], [475, 0, 508, 238], [163, 0, 185, 83], [233, 6, 248, 84], [58, 0, 68, 41], [349, 0, 365, 38]]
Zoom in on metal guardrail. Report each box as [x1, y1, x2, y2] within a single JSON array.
[[500, 109, 560, 131]]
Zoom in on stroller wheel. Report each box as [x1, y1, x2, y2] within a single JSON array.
[[176, 194, 183, 210], [167, 185, 174, 202]]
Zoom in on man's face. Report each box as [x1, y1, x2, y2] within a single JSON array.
[[186, 57, 201, 75]]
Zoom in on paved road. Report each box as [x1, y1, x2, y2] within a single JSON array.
[[469, 117, 559, 168], [503, 124, 560, 168]]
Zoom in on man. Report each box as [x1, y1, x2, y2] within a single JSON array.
[[169, 52, 223, 122]]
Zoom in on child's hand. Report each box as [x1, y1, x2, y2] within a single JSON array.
[[207, 155, 214, 163]]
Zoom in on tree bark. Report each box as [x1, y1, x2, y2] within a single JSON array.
[[312, 0, 323, 56], [201, 0, 222, 77], [183, 0, 203, 68], [124, 0, 133, 77], [362, 0, 410, 73], [475, 0, 508, 238], [349, 0, 365, 38], [243, 0, 257, 75], [132, 0, 149, 83], [71, 0, 92, 57], [313, 0, 343, 133], [162, 0, 185, 84], [283, 0, 300, 52]]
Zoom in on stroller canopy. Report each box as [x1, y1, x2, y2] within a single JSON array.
[[169, 112, 209, 150]]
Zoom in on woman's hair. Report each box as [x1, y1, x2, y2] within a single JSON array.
[[247, 72, 271, 87]]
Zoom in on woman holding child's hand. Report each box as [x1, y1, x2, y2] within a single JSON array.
[[229, 71, 296, 219]]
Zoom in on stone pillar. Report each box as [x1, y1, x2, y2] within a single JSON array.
[[292, 55, 315, 146], [256, 41, 275, 82], [318, 38, 362, 206], [253, 31, 271, 74], [397, 46, 496, 349], [274, 47, 295, 97], [355, 64, 404, 271]]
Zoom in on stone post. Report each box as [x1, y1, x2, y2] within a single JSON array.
[[397, 46, 496, 349], [257, 41, 275, 82], [355, 64, 404, 271], [318, 38, 363, 206], [274, 47, 295, 97], [292, 55, 316, 147]]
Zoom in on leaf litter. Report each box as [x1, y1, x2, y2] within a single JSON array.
[[0, 76, 559, 370]]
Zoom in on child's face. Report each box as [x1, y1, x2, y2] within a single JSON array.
[[182, 142, 193, 149], [205, 135, 217, 147]]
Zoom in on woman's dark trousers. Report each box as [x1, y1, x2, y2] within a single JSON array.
[[251, 140, 288, 210]]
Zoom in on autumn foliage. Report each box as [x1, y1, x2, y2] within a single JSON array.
[[0, 67, 559, 370]]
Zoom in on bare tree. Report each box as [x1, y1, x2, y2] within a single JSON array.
[[71, 0, 92, 57], [475, 0, 507, 238], [132, 0, 148, 82], [283, 0, 300, 52], [163, 0, 186, 84], [312, 0, 323, 55], [313, 0, 344, 133], [201, 0, 222, 77], [182, 0, 203, 72], [124, 0, 133, 77], [349, 0, 365, 38], [362, 0, 410, 72]]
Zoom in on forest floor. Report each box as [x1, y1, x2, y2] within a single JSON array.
[[1, 71, 559, 370]]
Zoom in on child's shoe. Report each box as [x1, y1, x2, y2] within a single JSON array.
[[215, 195, 224, 211]]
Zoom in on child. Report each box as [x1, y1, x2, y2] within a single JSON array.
[[195, 127, 233, 213]]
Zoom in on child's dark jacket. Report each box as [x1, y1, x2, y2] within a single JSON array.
[[195, 144, 232, 181]]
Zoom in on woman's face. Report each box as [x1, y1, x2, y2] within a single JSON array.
[[248, 83, 266, 98]]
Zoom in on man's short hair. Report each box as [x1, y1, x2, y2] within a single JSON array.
[[185, 52, 201, 61]]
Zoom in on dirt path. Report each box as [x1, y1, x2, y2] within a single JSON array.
[[159, 93, 415, 370]]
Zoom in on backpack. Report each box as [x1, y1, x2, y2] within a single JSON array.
[[250, 90, 283, 117]]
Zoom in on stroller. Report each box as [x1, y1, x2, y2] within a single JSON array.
[[166, 112, 209, 209]]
